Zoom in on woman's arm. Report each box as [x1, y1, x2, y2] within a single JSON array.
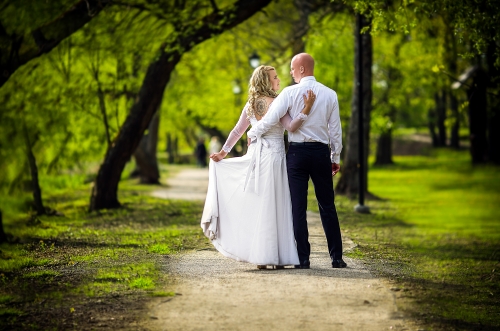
[[210, 104, 250, 162], [279, 90, 316, 132]]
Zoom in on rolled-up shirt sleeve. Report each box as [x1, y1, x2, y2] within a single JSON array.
[[328, 98, 342, 163]]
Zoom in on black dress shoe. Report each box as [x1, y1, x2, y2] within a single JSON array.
[[294, 260, 310, 269], [331, 259, 347, 268], [294, 264, 310, 269]]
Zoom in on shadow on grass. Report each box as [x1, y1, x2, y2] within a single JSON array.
[[395, 274, 500, 331], [429, 179, 500, 193], [351, 225, 500, 331]]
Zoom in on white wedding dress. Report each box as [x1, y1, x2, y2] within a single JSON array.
[[201, 102, 304, 266]]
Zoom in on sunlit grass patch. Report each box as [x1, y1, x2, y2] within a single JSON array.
[[148, 244, 171, 254], [5, 217, 69, 240], [129, 276, 154, 290], [0, 244, 52, 272], [0, 307, 24, 317], [74, 262, 158, 297], [77, 282, 121, 297], [344, 247, 364, 259], [69, 248, 122, 262], [23, 270, 60, 279], [0, 294, 13, 304]]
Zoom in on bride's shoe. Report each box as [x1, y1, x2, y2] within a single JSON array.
[[257, 265, 267, 269]]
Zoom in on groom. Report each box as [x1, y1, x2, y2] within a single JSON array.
[[247, 53, 346, 269]]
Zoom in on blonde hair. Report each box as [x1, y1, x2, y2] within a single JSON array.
[[246, 65, 278, 118]]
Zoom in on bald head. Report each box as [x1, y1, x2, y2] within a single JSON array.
[[290, 53, 315, 83]]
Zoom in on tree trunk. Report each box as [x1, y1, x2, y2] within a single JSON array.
[[173, 136, 179, 161], [291, 0, 311, 68], [467, 68, 488, 163], [487, 42, 500, 164], [435, 90, 447, 146], [134, 111, 160, 184], [450, 92, 460, 148], [446, 25, 460, 149], [89, 0, 272, 211], [489, 105, 500, 163], [23, 124, 45, 215], [428, 108, 439, 147], [166, 133, 176, 164], [90, 50, 178, 210], [336, 14, 372, 197], [0, 210, 7, 244], [375, 131, 393, 165]]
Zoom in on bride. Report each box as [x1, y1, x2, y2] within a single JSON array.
[[201, 65, 315, 269]]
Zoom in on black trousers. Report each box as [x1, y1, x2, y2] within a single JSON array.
[[286, 142, 343, 263]]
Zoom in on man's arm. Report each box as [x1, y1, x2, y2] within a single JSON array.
[[247, 91, 289, 140], [328, 97, 343, 164]]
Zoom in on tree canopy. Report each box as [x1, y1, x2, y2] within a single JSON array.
[[0, 0, 499, 212]]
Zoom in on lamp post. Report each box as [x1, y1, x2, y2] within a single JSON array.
[[249, 52, 261, 69], [354, 13, 370, 214]]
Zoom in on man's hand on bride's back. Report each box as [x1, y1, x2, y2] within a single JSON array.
[[210, 151, 228, 162], [302, 90, 316, 115]]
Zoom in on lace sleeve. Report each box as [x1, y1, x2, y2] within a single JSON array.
[[222, 104, 251, 153], [279, 112, 307, 133]]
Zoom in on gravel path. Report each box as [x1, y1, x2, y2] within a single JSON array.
[[148, 168, 413, 331]]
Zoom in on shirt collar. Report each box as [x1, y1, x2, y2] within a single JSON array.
[[299, 76, 317, 84]]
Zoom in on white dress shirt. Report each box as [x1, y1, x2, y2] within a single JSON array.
[[247, 76, 342, 163]]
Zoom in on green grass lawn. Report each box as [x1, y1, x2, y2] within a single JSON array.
[[311, 148, 500, 330]]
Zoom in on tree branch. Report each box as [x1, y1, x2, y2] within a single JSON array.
[[209, 0, 219, 12], [0, 0, 111, 88], [90, 0, 272, 211]]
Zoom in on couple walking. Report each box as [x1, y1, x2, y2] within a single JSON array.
[[201, 53, 346, 270]]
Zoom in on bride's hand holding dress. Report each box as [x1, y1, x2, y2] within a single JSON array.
[[210, 150, 227, 162]]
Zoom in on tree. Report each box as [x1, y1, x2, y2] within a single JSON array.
[[0, 210, 7, 244], [89, 0, 272, 211], [453, 66, 489, 163], [22, 122, 45, 215], [336, 13, 372, 197], [373, 34, 406, 165], [0, 0, 111, 88], [134, 111, 161, 184], [487, 43, 500, 164]]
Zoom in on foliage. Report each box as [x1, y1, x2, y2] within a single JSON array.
[[307, 12, 354, 129], [343, 0, 500, 66], [0, 4, 163, 192], [160, 0, 300, 150]]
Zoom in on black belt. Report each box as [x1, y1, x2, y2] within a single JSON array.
[[289, 141, 325, 146]]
